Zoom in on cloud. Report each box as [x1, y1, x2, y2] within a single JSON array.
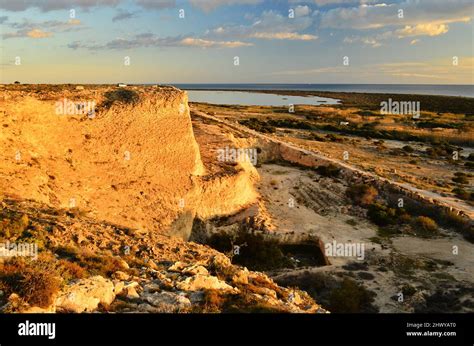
[[270, 58, 474, 83], [112, 9, 136, 22], [68, 33, 253, 50], [2, 19, 84, 39], [395, 24, 449, 37], [0, 0, 120, 12], [209, 9, 316, 41], [134, 0, 176, 9], [27, 29, 53, 38], [189, 0, 263, 12], [0, 0, 175, 12], [180, 37, 253, 48], [250, 32, 317, 40], [320, 0, 472, 29]]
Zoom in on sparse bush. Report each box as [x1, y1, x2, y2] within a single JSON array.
[[0, 214, 29, 238], [402, 145, 415, 153], [452, 172, 469, 184], [346, 184, 378, 206], [413, 216, 438, 233], [329, 278, 376, 313], [367, 203, 397, 226], [0, 258, 61, 308], [102, 89, 139, 109], [316, 164, 341, 178]]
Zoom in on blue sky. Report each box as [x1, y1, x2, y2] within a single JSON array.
[[0, 0, 473, 84]]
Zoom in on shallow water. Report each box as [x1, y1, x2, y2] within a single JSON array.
[[186, 90, 339, 106]]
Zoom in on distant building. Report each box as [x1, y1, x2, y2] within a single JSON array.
[[117, 83, 127, 87], [75, 85, 85, 90]]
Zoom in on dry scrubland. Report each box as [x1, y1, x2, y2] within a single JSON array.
[[0, 84, 472, 313]]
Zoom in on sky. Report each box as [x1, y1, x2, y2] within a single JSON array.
[[0, 0, 473, 84]]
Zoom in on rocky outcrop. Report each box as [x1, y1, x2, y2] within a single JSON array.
[[55, 276, 115, 313]]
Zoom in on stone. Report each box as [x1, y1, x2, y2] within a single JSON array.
[[143, 291, 191, 312], [114, 281, 125, 295], [183, 265, 209, 276], [232, 268, 249, 285], [176, 275, 233, 291], [113, 271, 130, 281], [168, 261, 187, 272], [55, 276, 115, 313]]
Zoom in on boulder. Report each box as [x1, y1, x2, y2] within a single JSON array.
[[183, 265, 209, 276], [55, 276, 115, 313], [176, 275, 233, 291]]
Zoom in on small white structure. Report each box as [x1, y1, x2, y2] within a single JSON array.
[[340, 121, 349, 126], [75, 85, 84, 90], [117, 83, 127, 87]]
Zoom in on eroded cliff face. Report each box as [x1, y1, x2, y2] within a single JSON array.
[[0, 86, 259, 235]]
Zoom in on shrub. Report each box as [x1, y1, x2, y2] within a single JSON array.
[[452, 173, 469, 184], [402, 145, 415, 153], [0, 258, 61, 308], [413, 216, 438, 233], [346, 184, 378, 206], [316, 164, 341, 178], [102, 89, 139, 109], [328, 278, 376, 313], [0, 214, 29, 238], [367, 203, 397, 226]]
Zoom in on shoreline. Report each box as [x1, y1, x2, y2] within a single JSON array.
[[184, 88, 474, 114]]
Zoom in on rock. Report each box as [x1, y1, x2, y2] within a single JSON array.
[[126, 286, 140, 299], [168, 261, 187, 272], [232, 268, 249, 285], [117, 259, 130, 270], [55, 276, 115, 313], [183, 265, 209, 276], [147, 259, 159, 270], [142, 291, 191, 312], [209, 254, 232, 270], [176, 275, 233, 291], [114, 281, 125, 295], [113, 271, 130, 281]]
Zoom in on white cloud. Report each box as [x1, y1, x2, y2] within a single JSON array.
[[320, 0, 473, 29], [250, 32, 317, 40], [395, 24, 449, 37], [180, 37, 253, 48], [189, 0, 263, 12], [68, 34, 253, 50], [209, 9, 315, 41]]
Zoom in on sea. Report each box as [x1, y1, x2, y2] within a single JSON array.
[[174, 84, 474, 98]]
